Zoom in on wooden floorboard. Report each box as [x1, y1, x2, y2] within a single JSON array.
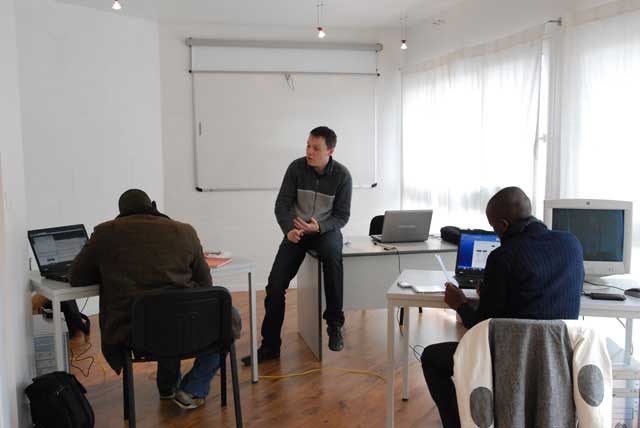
[[70, 289, 465, 427]]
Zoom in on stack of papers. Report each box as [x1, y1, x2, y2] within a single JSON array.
[[411, 284, 445, 294]]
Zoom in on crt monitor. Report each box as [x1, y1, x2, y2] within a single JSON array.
[[543, 199, 633, 279]]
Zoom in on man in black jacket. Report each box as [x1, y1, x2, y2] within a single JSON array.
[[421, 187, 584, 428], [242, 126, 352, 365]]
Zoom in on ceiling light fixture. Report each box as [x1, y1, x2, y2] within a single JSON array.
[[400, 13, 408, 50], [316, 2, 326, 39], [112, 0, 122, 10]]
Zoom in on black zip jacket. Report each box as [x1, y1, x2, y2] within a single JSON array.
[[274, 157, 352, 235]]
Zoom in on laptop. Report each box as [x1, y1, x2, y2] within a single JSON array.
[[370, 210, 433, 243], [454, 232, 501, 289], [28, 224, 89, 282]]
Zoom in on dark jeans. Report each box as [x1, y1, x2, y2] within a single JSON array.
[[156, 352, 220, 398], [421, 342, 461, 428], [261, 229, 344, 350]]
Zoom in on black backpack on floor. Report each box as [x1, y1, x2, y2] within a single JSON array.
[[25, 372, 94, 428]]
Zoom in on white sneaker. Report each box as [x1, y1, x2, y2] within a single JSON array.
[[172, 390, 205, 410]]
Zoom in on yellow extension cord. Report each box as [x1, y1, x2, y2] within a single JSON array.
[[258, 367, 386, 381], [257, 360, 423, 382], [70, 340, 422, 385]]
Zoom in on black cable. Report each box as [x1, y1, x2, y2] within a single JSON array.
[[68, 341, 95, 378], [80, 297, 89, 313], [409, 344, 425, 362], [584, 280, 625, 291]]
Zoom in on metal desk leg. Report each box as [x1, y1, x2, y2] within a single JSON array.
[[249, 272, 258, 383], [52, 295, 65, 371], [625, 318, 633, 366], [387, 301, 396, 428], [402, 306, 410, 401]]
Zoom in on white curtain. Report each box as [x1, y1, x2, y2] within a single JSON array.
[[402, 31, 543, 230], [552, 5, 640, 271]]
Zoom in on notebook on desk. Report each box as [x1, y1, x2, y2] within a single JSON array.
[[28, 224, 88, 282], [205, 256, 232, 269]]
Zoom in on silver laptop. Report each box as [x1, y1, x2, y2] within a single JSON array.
[[370, 210, 433, 243]]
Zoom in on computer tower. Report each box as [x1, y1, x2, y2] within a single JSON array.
[[33, 314, 69, 376]]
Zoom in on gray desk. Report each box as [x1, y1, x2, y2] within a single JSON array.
[[386, 269, 640, 428], [296, 236, 457, 360], [30, 257, 260, 383]]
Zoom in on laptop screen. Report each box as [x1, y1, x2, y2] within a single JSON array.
[[28, 224, 88, 272], [456, 233, 501, 275]]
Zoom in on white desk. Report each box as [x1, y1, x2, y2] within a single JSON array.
[[386, 269, 640, 428], [29, 257, 260, 383], [296, 236, 457, 360]]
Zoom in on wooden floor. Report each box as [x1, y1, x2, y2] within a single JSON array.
[[70, 289, 465, 428]]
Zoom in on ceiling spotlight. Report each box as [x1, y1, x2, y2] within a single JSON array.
[[316, 2, 326, 39], [112, 0, 122, 10], [400, 13, 408, 51]]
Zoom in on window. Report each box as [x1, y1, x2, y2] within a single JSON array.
[[402, 31, 545, 230], [555, 9, 640, 271]]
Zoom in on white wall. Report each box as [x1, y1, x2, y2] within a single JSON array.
[[405, 0, 608, 65], [16, 0, 165, 314], [0, 0, 31, 425], [159, 24, 403, 290]]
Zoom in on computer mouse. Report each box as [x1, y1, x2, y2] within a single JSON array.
[[624, 288, 640, 298]]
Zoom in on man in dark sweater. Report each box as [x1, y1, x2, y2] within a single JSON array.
[[242, 126, 352, 365], [421, 187, 584, 428]]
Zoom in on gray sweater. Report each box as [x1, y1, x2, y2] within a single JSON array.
[[274, 156, 352, 235]]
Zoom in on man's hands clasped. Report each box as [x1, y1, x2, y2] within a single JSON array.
[[287, 217, 321, 243]]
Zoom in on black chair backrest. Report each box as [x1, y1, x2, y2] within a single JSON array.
[[369, 215, 385, 236], [130, 286, 232, 359]]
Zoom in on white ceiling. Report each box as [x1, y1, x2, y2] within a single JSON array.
[[56, 0, 465, 28]]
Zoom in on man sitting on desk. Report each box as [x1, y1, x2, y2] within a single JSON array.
[[421, 186, 584, 428], [242, 126, 352, 365], [70, 189, 240, 410]]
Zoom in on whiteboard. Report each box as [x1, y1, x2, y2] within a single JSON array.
[[193, 72, 377, 190]]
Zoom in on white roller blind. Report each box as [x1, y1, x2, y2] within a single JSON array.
[[188, 39, 381, 75]]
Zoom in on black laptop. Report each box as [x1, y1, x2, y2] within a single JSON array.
[[453, 232, 501, 289], [28, 224, 88, 282]]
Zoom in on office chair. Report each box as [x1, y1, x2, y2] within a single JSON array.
[[120, 286, 242, 428], [369, 214, 422, 324], [368, 215, 385, 236]]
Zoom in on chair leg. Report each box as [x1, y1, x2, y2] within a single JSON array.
[[399, 307, 404, 326], [122, 366, 129, 420], [229, 343, 243, 428], [220, 351, 227, 407], [122, 351, 136, 428]]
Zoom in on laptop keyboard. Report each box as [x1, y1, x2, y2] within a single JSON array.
[[44, 272, 70, 282], [455, 277, 483, 289]]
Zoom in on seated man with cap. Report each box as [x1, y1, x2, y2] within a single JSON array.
[[70, 189, 241, 410]]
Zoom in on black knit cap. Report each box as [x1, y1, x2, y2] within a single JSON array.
[[118, 189, 155, 216]]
